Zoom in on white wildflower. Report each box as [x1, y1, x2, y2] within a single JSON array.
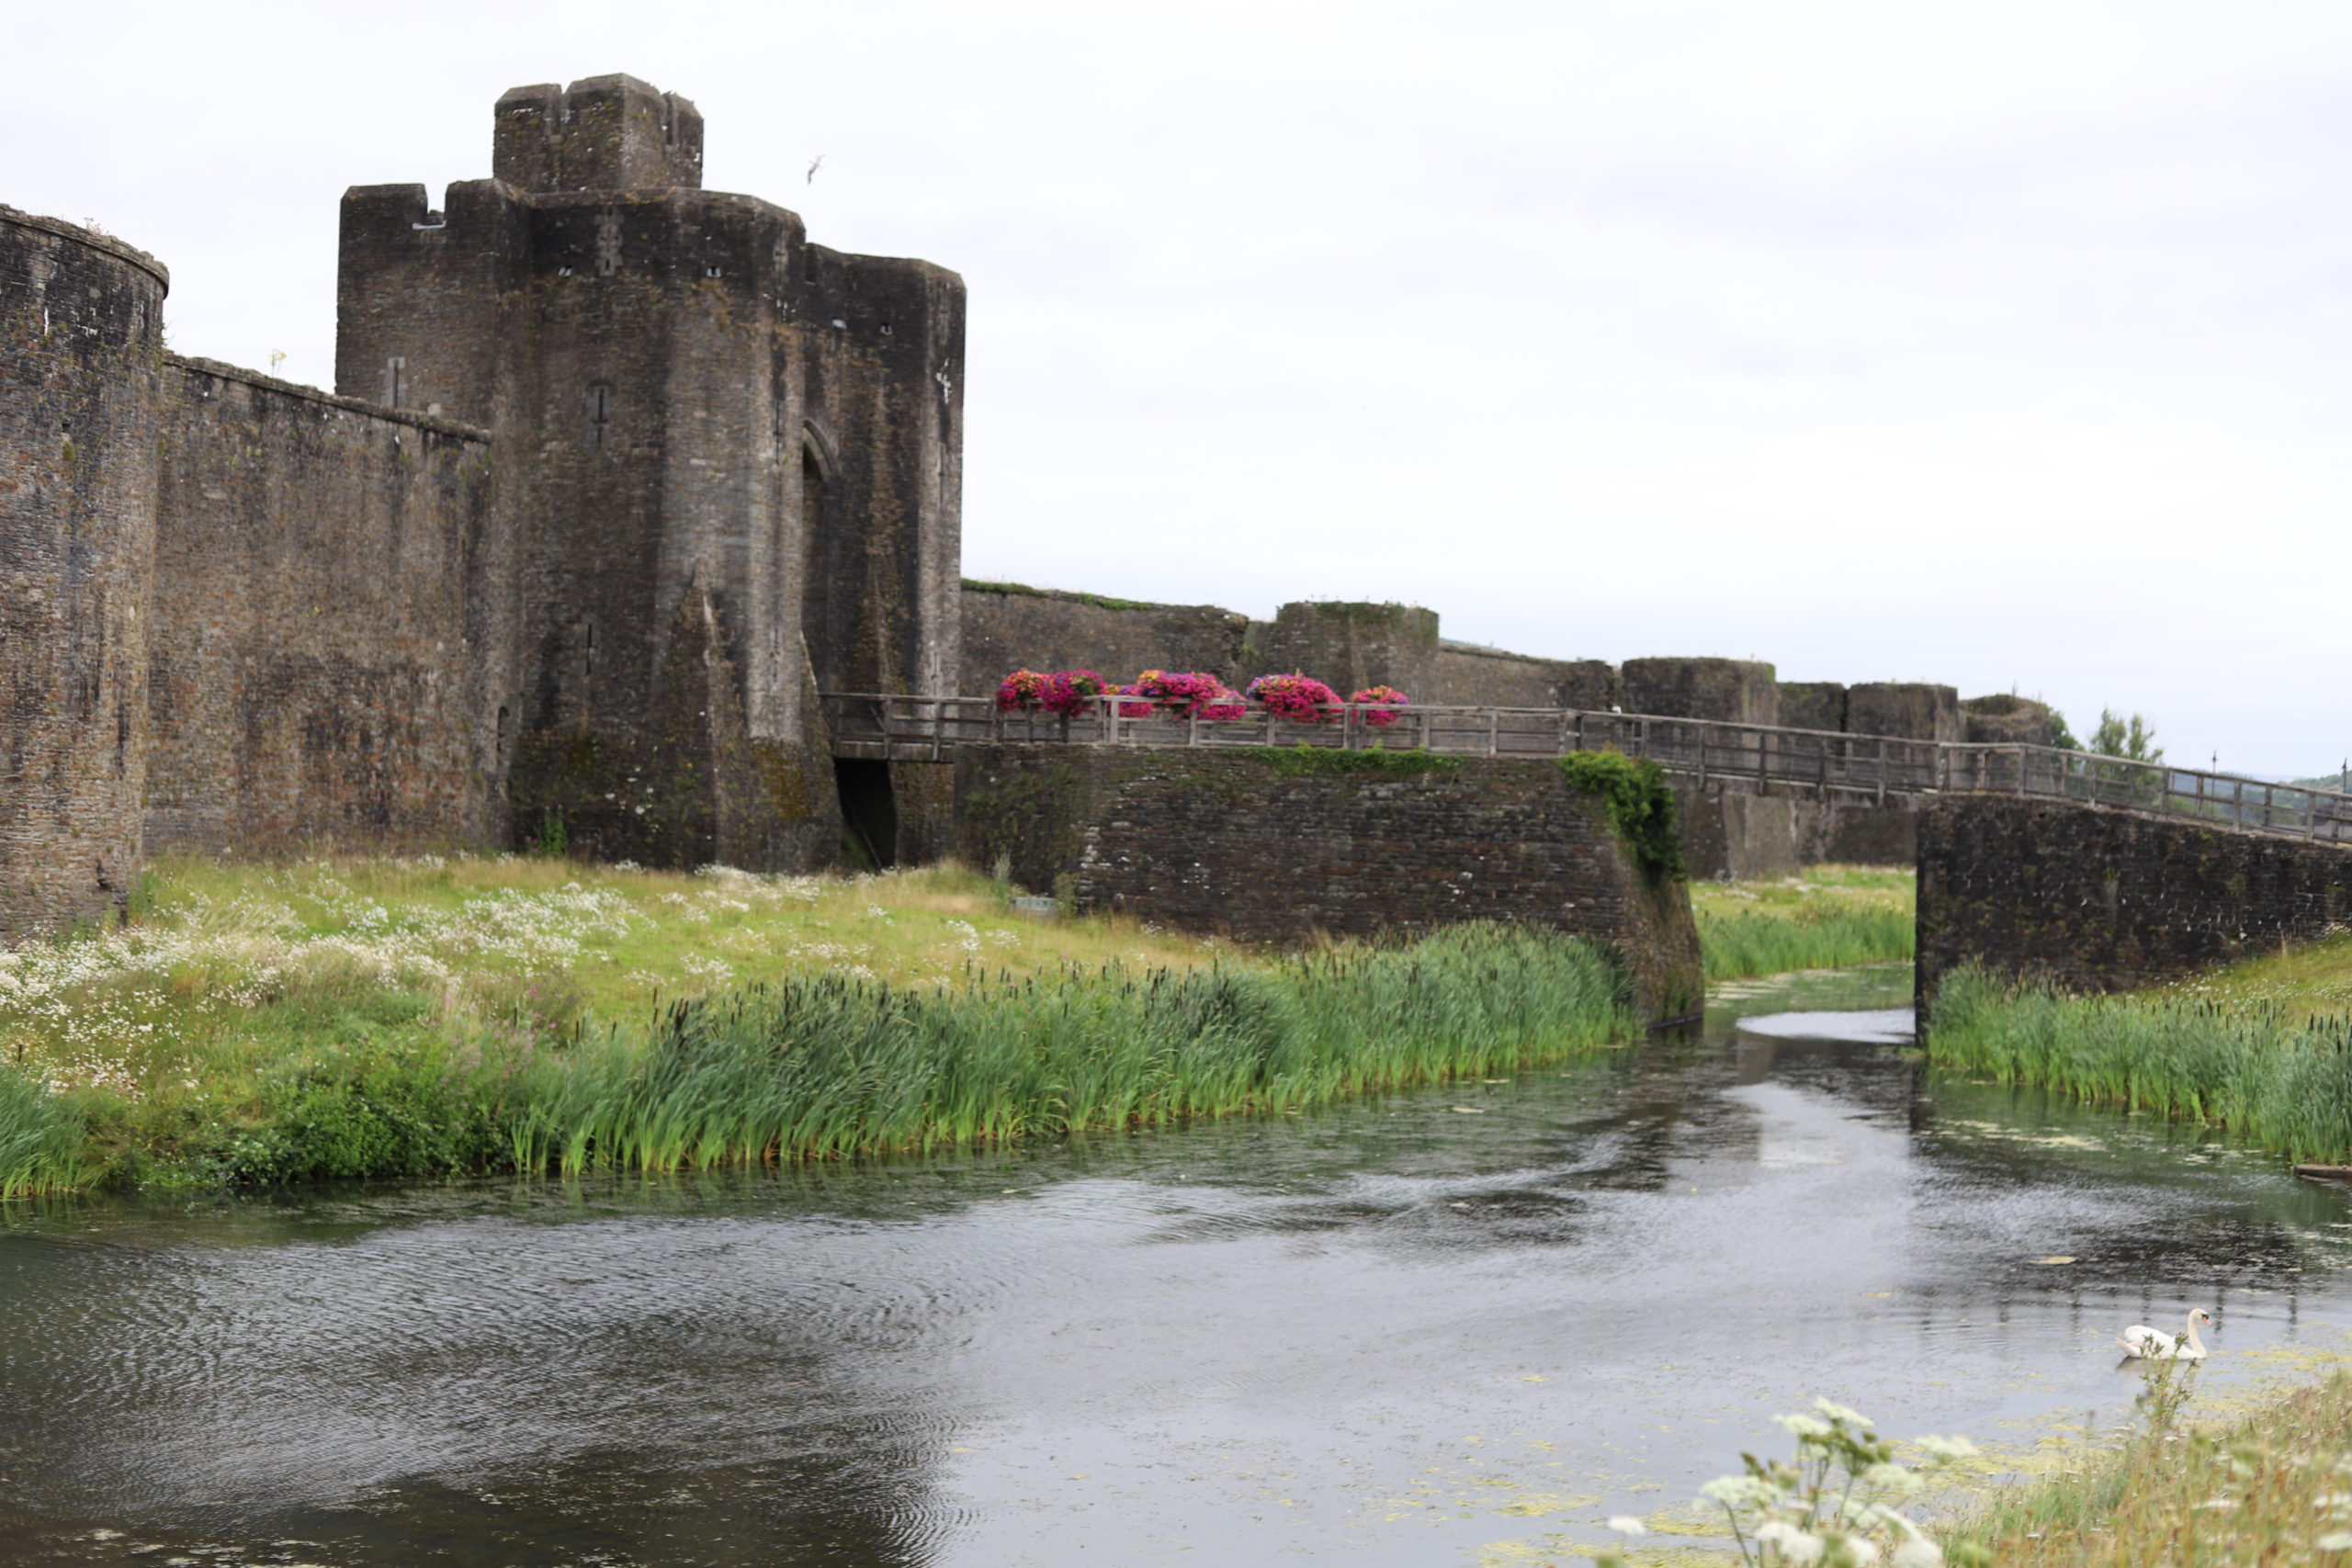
[[1774, 1413, 1834, 1438], [1913, 1435, 1980, 1461], [1700, 1475, 1781, 1510], [1754, 1521, 1824, 1563], [1814, 1399, 1872, 1427], [1892, 1539, 1943, 1568], [1858, 1463, 1923, 1499]]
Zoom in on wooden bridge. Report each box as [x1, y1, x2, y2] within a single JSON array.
[[822, 693, 2352, 850]]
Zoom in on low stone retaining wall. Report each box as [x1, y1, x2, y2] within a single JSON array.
[[950, 746, 1702, 1021], [1918, 795, 2352, 996]]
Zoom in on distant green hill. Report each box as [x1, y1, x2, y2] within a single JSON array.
[[2286, 770, 2351, 795]]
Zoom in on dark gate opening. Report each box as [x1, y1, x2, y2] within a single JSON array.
[[834, 759, 898, 870]]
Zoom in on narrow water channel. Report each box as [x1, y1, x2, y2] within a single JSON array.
[[6, 964, 2349, 1567]]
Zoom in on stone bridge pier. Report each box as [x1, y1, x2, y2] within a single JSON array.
[[1917, 795, 2352, 998]]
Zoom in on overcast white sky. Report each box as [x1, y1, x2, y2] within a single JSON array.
[[8, 1, 2347, 776]]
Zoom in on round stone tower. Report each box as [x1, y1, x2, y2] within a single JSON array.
[[0, 207, 166, 939]]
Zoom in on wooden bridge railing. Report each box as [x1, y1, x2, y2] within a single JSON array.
[[820, 694, 2352, 847]]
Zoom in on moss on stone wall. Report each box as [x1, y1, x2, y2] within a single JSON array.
[[950, 754, 1093, 895], [751, 739, 823, 823], [1247, 748, 1462, 780], [961, 578, 1162, 613]]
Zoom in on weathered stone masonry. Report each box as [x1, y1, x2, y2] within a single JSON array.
[[336, 73, 962, 871], [0, 209, 164, 939], [951, 747, 1704, 1021], [1, 73, 965, 936], [1917, 795, 2352, 997], [148, 358, 495, 856]]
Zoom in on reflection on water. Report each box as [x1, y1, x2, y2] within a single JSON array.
[[4, 963, 2349, 1566], [1737, 1007, 1917, 1045]]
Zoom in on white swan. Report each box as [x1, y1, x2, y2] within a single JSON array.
[[2118, 1308, 2213, 1361]]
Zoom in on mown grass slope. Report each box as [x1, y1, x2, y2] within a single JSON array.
[[2158, 928, 2352, 1023], [1690, 863, 1915, 980]]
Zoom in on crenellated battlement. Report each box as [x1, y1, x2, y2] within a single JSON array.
[[4, 72, 965, 922], [493, 74, 704, 194], [333, 73, 962, 870]]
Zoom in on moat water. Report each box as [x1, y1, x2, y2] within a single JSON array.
[[7, 965, 2352, 1567]]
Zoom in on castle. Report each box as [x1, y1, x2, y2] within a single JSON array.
[[3, 75, 962, 938], [3, 73, 2062, 942]]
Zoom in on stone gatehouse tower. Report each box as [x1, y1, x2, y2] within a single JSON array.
[[0, 73, 963, 936], [337, 74, 964, 868]]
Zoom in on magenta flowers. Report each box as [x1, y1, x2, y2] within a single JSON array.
[[1350, 685, 1410, 728], [996, 668, 1107, 715], [996, 669, 1050, 711], [1248, 673, 1342, 722], [1127, 670, 1246, 720], [1001, 668, 1242, 720], [1007, 668, 1396, 726], [1041, 669, 1108, 716]]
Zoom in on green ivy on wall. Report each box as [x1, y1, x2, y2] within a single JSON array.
[[1559, 750, 1685, 880]]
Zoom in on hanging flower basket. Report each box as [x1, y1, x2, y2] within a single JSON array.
[[1126, 670, 1245, 720], [1247, 673, 1342, 723], [1350, 685, 1410, 728], [996, 669, 1050, 711]]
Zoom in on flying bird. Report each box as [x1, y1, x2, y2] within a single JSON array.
[[807, 155, 825, 185]]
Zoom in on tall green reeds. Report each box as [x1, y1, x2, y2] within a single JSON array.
[[0, 1060, 85, 1197], [506, 922, 1631, 1175], [1928, 964, 2352, 1164], [1, 921, 1630, 1191], [1697, 906, 1915, 981]]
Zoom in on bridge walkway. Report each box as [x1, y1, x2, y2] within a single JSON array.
[[820, 693, 2352, 851]]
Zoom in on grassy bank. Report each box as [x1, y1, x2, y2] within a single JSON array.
[[1962, 1368, 2352, 1565], [1928, 964, 2352, 1165], [1690, 864, 1915, 980], [0, 856, 1634, 1192], [0, 854, 1922, 1195], [2161, 927, 2352, 1023], [502, 923, 1625, 1177]]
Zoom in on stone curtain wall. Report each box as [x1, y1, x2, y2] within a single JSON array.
[[1670, 787, 1919, 880], [958, 583, 1249, 693], [1848, 682, 1961, 742], [1918, 796, 2352, 997], [951, 746, 1703, 1021], [0, 209, 165, 938], [1620, 658, 1780, 726], [1961, 694, 2058, 747], [145, 359, 496, 856], [1777, 682, 1848, 734], [1432, 643, 1618, 710], [957, 591, 1620, 711], [1250, 602, 1442, 697]]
